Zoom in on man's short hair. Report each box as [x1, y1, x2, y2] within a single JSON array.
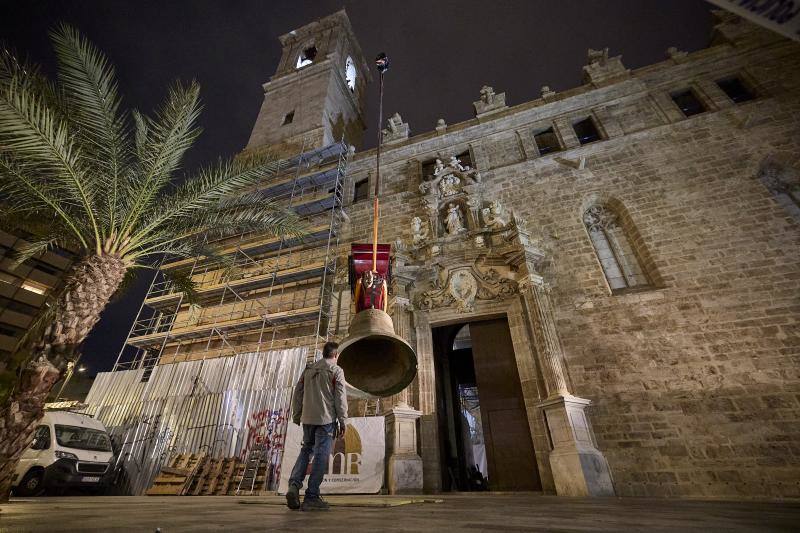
[[322, 341, 339, 359]]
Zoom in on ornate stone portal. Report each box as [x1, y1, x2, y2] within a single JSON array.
[[390, 161, 615, 496]]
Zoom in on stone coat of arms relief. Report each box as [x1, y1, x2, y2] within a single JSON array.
[[414, 262, 520, 314]]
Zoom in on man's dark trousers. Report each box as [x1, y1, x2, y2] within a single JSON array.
[[288, 422, 334, 499]]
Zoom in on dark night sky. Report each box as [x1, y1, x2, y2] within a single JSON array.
[[1, 0, 715, 374]]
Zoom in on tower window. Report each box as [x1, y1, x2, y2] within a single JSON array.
[[533, 127, 561, 155], [282, 111, 294, 125], [345, 56, 357, 92], [353, 179, 369, 203], [573, 117, 601, 145], [716, 77, 755, 104], [296, 46, 318, 69], [671, 89, 706, 117]]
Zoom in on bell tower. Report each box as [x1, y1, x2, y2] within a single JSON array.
[[245, 9, 371, 156]]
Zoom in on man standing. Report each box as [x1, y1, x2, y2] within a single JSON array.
[[286, 341, 348, 511]]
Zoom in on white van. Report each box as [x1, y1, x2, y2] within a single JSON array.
[[12, 411, 114, 496]]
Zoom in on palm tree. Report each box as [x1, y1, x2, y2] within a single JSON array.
[[0, 25, 301, 500]]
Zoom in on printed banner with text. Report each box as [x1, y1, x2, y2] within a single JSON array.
[[278, 416, 385, 494]]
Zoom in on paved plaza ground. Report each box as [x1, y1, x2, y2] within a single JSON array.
[[1, 493, 799, 532]]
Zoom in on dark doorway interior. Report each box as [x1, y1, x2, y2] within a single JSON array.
[[433, 317, 541, 492]]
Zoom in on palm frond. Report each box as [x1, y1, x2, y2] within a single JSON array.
[[118, 80, 202, 238], [161, 268, 199, 305], [0, 153, 90, 247], [126, 152, 284, 248], [8, 238, 58, 267], [51, 24, 129, 234], [131, 109, 148, 161], [0, 69, 100, 246], [179, 194, 303, 239], [0, 43, 64, 111]]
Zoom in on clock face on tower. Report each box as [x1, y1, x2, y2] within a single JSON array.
[[345, 56, 357, 92]]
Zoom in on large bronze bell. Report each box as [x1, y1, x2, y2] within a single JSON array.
[[337, 308, 417, 397]]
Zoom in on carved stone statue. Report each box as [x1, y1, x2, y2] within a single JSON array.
[[474, 85, 507, 116], [482, 200, 509, 230], [444, 203, 467, 235], [439, 174, 461, 197], [387, 112, 403, 133], [411, 216, 430, 246], [587, 47, 609, 66], [582, 47, 628, 86], [449, 155, 467, 171], [382, 112, 410, 145], [666, 46, 688, 61], [479, 85, 495, 104], [354, 269, 387, 312], [433, 158, 446, 176]]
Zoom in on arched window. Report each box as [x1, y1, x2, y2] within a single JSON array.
[[758, 157, 800, 222], [583, 205, 649, 291]]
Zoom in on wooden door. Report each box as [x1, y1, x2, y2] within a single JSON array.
[[469, 318, 541, 491]]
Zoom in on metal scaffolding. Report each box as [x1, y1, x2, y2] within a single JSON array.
[[113, 140, 348, 375], [83, 140, 349, 494]]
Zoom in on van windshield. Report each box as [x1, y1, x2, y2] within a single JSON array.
[[54, 424, 112, 452]]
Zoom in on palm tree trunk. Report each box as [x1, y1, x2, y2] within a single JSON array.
[[0, 254, 127, 502]]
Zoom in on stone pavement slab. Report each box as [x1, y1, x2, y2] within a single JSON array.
[[1, 493, 799, 532]]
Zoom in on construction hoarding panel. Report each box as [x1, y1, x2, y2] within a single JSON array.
[[83, 348, 306, 494], [278, 416, 385, 494]]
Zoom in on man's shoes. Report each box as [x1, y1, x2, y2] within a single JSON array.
[[301, 497, 330, 511], [285, 485, 300, 510]]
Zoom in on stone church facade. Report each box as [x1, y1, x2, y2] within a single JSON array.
[[120, 9, 799, 499], [281, 10, 799, 499]]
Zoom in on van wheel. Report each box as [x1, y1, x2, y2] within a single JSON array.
[[16, 469, 45, 496]]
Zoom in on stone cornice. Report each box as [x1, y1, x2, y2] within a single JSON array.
[[346, 39, 796, 172]]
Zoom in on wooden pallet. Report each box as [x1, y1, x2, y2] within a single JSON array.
[[145, 453, 205, 496], [147, 454, 243, 496], [207, 457, 238, 495]]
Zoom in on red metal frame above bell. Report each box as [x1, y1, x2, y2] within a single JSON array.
[[348, 243, 391, 293]]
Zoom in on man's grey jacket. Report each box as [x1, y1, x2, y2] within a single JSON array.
[[291, 358, 348, 426]]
